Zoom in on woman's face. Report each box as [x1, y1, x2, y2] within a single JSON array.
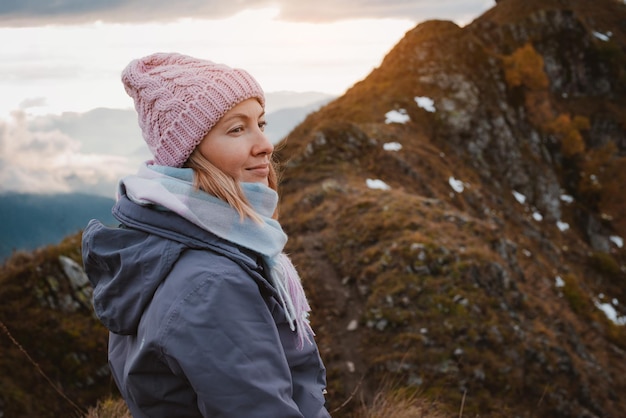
[[197, 98, 273, 186]]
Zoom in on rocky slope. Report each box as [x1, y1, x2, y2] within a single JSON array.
[[0, 0, 624, 417], [274, 0, 626, 416], [0, 235, 110, 418]]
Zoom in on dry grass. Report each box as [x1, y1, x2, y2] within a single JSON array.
[[353, 388, 447, 418], [84, 398, 131, 418], [84, 391, 447, 418]]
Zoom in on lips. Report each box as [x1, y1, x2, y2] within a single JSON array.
[[246, 164, 270, 177]]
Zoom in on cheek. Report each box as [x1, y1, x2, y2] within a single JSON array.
[[202, 145, 244, 175]]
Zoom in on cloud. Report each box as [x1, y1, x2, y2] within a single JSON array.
[[0, 0, 253, 26], [277, 0, 491, 23], [0, 0, 493, 26], [0, 92, 329, 196], [19, 97, 48, 109], [29, 108, 145, 155], [0, 109, 148, 197]]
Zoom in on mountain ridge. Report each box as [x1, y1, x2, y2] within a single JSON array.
[[274, 0, 626, 415]]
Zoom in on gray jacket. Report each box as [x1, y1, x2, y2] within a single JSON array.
[[82, 193, 330, 417]]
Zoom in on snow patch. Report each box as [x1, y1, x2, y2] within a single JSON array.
[[532, 212, 543, 222], [448, 176, 464, 193], [347, 319, 358, 331], [555, 276, 565, 288], [414, 96, 436, 112], [366, 179, 391, 190], [557, 221, 569, 231], [594, 299, 626, 326], [592, 31, 612, 42], [512, 190, 526, 204], [560, 194, 574, 204], [610, 236, 624, 248], [383, 142, 402, 151], [385, 109, 410, 124]]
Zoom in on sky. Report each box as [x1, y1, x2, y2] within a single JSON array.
[[0, 0, 495, 198]]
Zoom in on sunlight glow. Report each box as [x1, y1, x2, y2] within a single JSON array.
[[0, 7, 415, 117]]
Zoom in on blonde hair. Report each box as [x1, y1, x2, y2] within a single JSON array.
[[184, 148, 279, 222]]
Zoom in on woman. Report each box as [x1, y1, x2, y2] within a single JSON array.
[[82, 52, 330, 418]]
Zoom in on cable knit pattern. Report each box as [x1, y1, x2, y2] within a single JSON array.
[[122, 52, 265, 167]]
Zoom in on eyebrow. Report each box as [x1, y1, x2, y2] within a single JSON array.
[[220, 110, 266, 125]]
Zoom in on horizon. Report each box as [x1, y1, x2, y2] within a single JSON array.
[[0, 1, 495, 198]]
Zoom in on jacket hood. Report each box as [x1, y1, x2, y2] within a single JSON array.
[[82, 192, 262, 335]]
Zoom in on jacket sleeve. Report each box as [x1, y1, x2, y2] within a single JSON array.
[[158, 252, 306, 418]]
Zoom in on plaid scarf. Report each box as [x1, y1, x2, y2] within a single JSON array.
[[121, 162, 313, 349]]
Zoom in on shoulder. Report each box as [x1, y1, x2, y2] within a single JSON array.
[[158, 246, 272, 310], [172, 245, 263, 283], [154, 248, 280, 345]]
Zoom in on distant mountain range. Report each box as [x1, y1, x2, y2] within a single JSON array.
[[0, 192, 116, 262], [1, 91, 336, 198], [265, 97, 333, 143], [0, 93, 335, 263]]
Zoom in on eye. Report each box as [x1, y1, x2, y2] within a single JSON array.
[[228, 125, 244, 134], [258, 121, 267, 131]]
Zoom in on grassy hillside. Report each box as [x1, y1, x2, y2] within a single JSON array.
[[274, 0, 626, 416]]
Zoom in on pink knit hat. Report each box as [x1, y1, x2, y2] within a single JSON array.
[[122, 52, 265, 167]]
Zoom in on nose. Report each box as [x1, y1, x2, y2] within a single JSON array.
[[252, 128, 274, 156]]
